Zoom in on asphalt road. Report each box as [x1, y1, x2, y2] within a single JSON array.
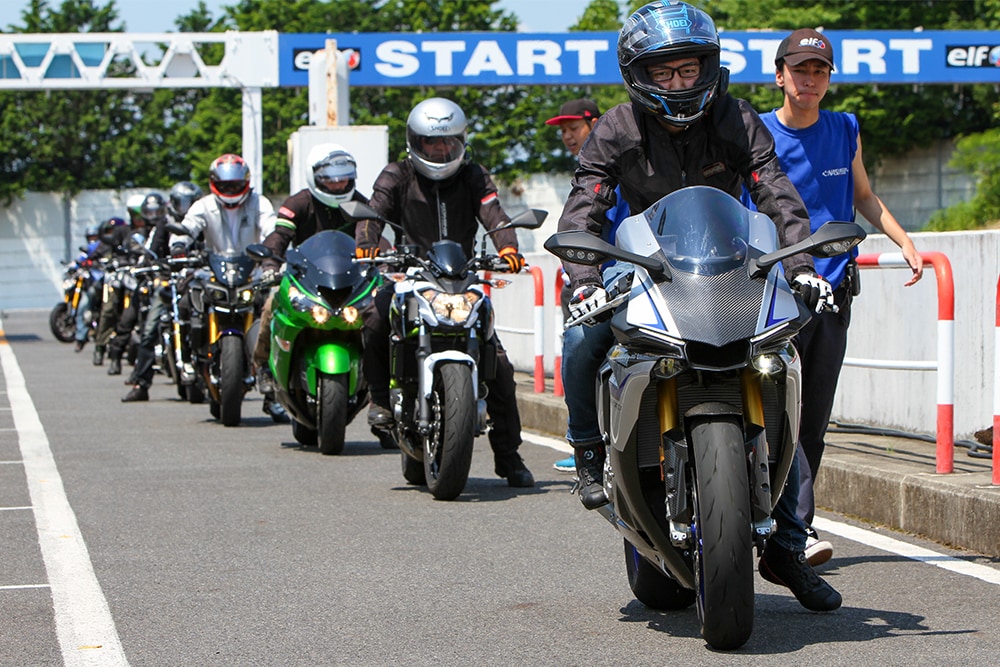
[[2, 309, 999, 666]]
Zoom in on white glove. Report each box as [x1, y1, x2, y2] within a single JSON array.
[[569, 285, 607, 320], [792, 272, 836, 314]]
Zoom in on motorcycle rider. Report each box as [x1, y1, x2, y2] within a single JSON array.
[[170, 154, 277, 409], [93, 195, 147, 371], [556, 1, 840, 611], [69, 223, 104, 352], [167, 181, 203, 222], [250, 143, 370, 423], [355, 97, 534, 488], [122, 192, 174, 402]]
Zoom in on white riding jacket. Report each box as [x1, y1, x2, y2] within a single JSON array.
[[172, 192, 276, 254]]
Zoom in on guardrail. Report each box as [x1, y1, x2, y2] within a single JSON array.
[[849, 252, 955, 474], [993, 274, 1000, 485], [486, 266, 546, 393]]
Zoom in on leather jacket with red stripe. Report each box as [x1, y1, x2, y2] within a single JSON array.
[[356, 159, 517, 258]]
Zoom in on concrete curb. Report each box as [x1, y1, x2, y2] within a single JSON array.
[[515, 375, 1000, 558]]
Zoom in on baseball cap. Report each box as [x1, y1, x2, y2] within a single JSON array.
[[775, 28, 835, 70], [545, 99, 601, 125]]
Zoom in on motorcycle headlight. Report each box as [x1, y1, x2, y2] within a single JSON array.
[[62, 278, 75, 291], [421, 289, 480, 324], [342, 306, 359, 324], [289, 285, 331, 323], [240, 288, 254, 303]]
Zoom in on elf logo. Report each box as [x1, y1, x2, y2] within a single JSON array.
[[945, 45, 1000, 67]]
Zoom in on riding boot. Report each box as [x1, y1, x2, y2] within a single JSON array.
[[575, 443, 609, 510], [107, 351, 122, 376], [92, 344, 105, 366]]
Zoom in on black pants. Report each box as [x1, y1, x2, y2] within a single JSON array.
[[363, 288, 522, 456], [794, 287, 853, 527]]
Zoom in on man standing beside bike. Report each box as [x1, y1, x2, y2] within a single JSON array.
[[355, 97, 534, 488]]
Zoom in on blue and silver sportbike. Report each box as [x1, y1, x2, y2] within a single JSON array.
[[545, 186, 864, 650]]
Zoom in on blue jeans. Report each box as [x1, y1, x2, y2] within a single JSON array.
[[561, 263, 632, 447], [74, 288, 92, 343]]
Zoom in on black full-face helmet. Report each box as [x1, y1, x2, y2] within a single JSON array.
[[168, 181, 203, 221], [618, 1, 729, 127], [140, 192, 168, 224]]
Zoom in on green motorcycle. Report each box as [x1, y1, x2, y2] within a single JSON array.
[[249, 230, 382, 454]]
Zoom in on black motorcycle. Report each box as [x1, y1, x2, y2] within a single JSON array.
[[341, 201, 545, 500]]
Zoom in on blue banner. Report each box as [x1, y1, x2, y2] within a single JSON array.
[[279, 31, 1000, 87]]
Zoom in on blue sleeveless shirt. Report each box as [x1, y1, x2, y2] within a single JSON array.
[[761, 109, 859, 289]]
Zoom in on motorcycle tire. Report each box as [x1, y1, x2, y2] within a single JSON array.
[[317, 373, 348, 455], [401, 449, 426, 486], [423, 363, 476, 501], [292, 419, 317, 447], [218, 336, 245, 427], [624, 539, 695, 611], [690, 416, 754, 651], [209, 398, 220, 419], [49, 303, 76, 343], [186, 383, 205, 404]]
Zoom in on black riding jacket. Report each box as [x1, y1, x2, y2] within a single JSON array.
[[558, 97, 814, 290], [356, 160, 517, 257]]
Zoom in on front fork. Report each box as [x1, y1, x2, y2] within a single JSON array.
[[658, 368, 774, 548]]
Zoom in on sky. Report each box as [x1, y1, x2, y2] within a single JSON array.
[[0, 0, 588, 33]]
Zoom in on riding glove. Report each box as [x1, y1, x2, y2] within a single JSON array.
[[568, 285, 607, 320], [499, 246, 525, 273], [792, 272, 836, 314]]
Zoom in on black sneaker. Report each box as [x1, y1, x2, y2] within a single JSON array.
[[495, 453, 535, 488], [92, 345, 105, 366], [367, 403, 393, 428], [759, 541, 842, 611], [574, 445, 608, 510], [121, 385, 149, 403], [107, 357, 122, 375]]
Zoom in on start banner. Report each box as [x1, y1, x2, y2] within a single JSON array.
[[279, 31, 1000, 88]]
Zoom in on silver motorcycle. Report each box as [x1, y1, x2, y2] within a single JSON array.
[[545, 186, 864, 650]]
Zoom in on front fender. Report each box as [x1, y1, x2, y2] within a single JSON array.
[[306, 342, 360, 395], [420, 351, 477, 400]]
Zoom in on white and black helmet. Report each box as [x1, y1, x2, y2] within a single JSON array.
[[618, 1, 728, 127], [306, 143, 357, 208], [406, 97, 467, 181], [167, 181, 203, 221]]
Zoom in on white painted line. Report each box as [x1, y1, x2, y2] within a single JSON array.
[[522, 430, 571, 454], [0, 459, 25, 463], [1, 584, 51, 590], [813, 516, 1000, 586], [0, 506, 33, 511], [0, 316, 129, 666]]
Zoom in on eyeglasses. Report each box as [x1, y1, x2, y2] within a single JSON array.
[[647, 61, 701, 83]]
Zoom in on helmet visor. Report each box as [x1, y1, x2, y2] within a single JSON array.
[[408, 132, 466, 165], [213, 180, 248, 196], [315, 174, 355, 196]]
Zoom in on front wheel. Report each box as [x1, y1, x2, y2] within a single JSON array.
[[690, 416, 754, 651], [317, 373, 348, 455], [292, 419, 317, 447], [50, 303, 76, 342], [624, 539, 695, 611], [423, 363, 476, 501], [218, 335, 245, 427]]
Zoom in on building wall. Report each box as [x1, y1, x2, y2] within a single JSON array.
[[1, 141, 992, 438]]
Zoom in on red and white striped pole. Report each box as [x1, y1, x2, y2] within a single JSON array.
[[856, 251, 954, 473], [528, 265, 545, 393], [993, 274, 1000, 485], [553, 267, 565, 397]]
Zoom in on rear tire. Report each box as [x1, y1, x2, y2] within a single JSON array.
[[50, 303, 76, 342], [218, 336, 245, 427], [292, 419, 317, 447], [317, 373, 348, 455], [690, 417, 754, 651], [423, 363, 476, 501], [186, 383, 205, 404], [401, 449, 426, 485], [624, 539, 695, 611]]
